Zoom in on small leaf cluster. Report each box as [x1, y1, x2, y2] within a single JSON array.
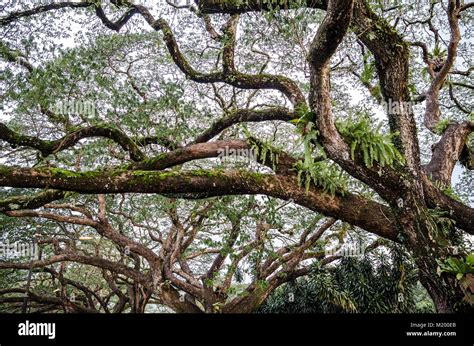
[[336, 115, 405, 168], [438, 254, 474, 280]]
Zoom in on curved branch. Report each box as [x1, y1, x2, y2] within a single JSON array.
[[5, 210, 97, 228], [128, 139, 296, 175], [0, 123, 146, 161], [459, 2, 474, 12], [94, 5, 138, 31], [0, 252, 149, 286], [0, 190, 67, 213], [0, 41, 34, 72], [423, 0, 462, 131], [131, 6, 305, 106], [198, 0, 423, 172], [5, 203, 163, 268], [448, 83, 470, 114], [308, 0, 354, 155], [422, 175, 474, 235], [425, 121, 474, 185], [0, 1, 93, 26], [192, 107, 296, 144]]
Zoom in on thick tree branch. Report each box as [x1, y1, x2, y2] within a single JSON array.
[[424, 0, 462, 131], [422, 175, 474, 235], [128, 139, 296, 175], [0, 123, 146, 161], [131, 5, 306, 106], [0, 1, 92, 26], [0, 166, 398, 241], [94, 4, 138, 31], [308, 0, 354, 157], [425, 121, 474, 185], [197, 0, 423, 172], [0, 252, 149, 286], [191, 107, 295, 144], [0, 190, 67, 213], [198, 0, 326, 14]]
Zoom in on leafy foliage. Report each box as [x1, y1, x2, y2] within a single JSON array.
[[424, 208, 458, 246], [0, 0, 472, 314], [295, 159, 348, 196], [360, 55, 376, 85], [259, 246, 435, 313], [289, 107, 349, 195], [432, 180, 462, 202], [438, 254, 474, 280], [434, 118, 451, 135], [243, 127, 280, 170]]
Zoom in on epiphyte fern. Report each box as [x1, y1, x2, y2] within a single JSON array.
[[295, 160, 348, 196], [294, 122, 348, 195], [336, 115, 405, 168], [242, 126, 280, 170]]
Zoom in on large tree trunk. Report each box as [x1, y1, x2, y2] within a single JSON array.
[[416, 257, 469, 313], [397, 196, 472, 312]]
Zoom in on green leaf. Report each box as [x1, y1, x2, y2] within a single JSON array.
[[466, 253, 474, 266]]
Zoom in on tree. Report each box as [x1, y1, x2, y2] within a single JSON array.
[[259, 245, 436, 313], [0, 0, 472, 313]]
